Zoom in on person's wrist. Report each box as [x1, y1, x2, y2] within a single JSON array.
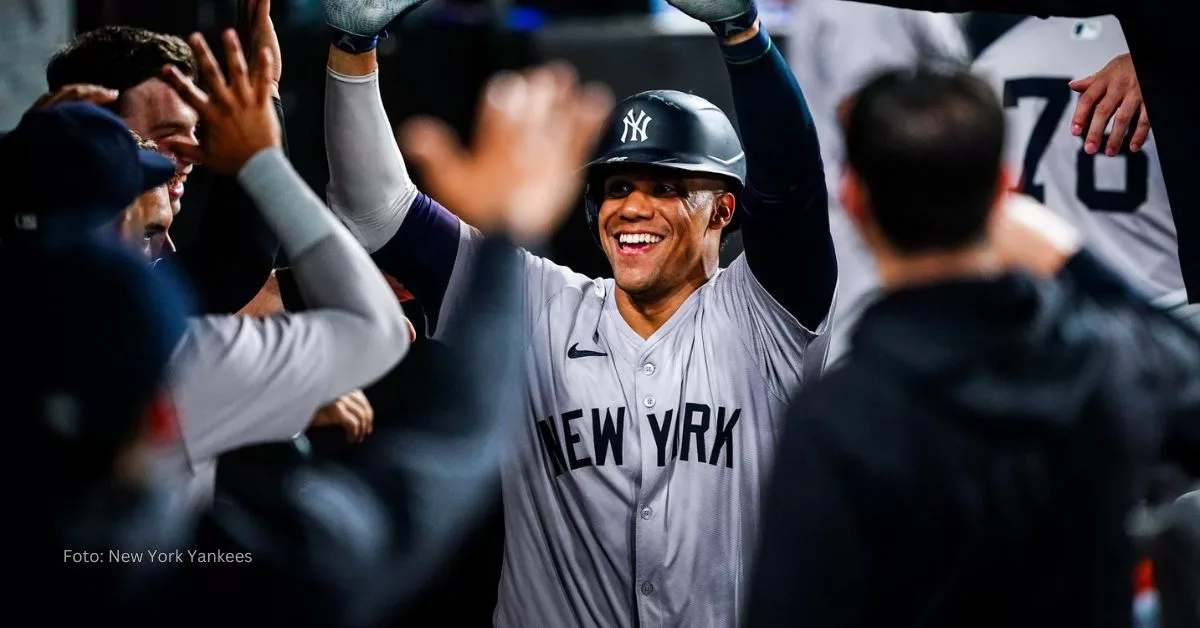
[[329, 27, 381, 54], [710, 2, 759, 40]]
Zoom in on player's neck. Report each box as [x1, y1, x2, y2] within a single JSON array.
[[616, 275, 709, 339], [877, 242, 1006, 291]]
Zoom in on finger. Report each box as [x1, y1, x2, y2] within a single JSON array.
[[1067, 74, 1095, 93], [1130, 104, 1150, 152], [256, 0, 272, 30], [254, 48, 275, 102], [568, 83, 615, 160], [156, 138, 206, 165], [162, 65, 213, 117], [1069, 81, 1104, 137], [188, 32, 233, 105], [524, 65, 562, 126], [478, 71, 528, 150], [222, 30, 252, 101], [55, 85, 120, 107], [1083, 91, 1121, 155], [1105, 97, 1140, 156]]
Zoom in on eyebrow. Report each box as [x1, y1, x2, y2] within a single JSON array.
[[148, 121, 193, 135]]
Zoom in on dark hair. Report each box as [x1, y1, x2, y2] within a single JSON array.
[[46, 26, 196, 112], [844, 61, 1005, 253]]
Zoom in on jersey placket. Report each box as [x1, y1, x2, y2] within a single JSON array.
[[632, 341, 671, 628]]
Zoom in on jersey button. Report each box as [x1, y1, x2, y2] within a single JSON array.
[[640, 582, 655, 595], [643, 396, 656, 408], [640, 507, 653, 520], [642, 363, 656, 376]]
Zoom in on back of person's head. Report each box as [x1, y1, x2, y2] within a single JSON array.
[[1, 240, 191, 493], [46, 26, 196, 110], [843, 60, 1006, 253]]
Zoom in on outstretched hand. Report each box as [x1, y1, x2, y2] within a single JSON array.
[[398, 63, 612, 244], [1068, 53, 1150, 155], [160, 30, 281, 174]]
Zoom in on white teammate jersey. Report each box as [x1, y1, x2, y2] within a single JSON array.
[[435, 230, 824, 628], [788, 0, 968, 365], [973, 16, 1183, 300]]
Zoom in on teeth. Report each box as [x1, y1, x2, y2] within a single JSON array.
[[618, 233, 663, 245]]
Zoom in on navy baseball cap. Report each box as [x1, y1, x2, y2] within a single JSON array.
[[0, 102, 176, 240]]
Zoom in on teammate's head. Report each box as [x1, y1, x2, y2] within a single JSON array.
[[0, 102, 176, 249], [840, 62, 1007, 257], [123, 133, 176, 260], [48, 26, 198, 213], [585, 91, 744, 302]]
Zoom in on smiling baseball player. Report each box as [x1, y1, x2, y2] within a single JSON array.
[[321, 0, 836, 625]]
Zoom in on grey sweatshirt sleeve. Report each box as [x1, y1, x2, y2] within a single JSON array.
[[169, 148, 411, 470]]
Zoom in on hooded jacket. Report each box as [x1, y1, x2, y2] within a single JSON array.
[[747, 251, 1200, 628]]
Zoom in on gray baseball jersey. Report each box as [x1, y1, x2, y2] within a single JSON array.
[[324, 65, 829, 628], [973, 16, 1183, 300], [787, 0, 968, 366], [434, 232, 824, 628]]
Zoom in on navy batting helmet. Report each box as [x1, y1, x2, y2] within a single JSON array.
[[583, 90, 746, 244]]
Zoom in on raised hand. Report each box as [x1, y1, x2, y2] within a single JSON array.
[[398, 63, 612, 244], [160, 30, 281, 174], [324, 0, 433, 52], [1068, 53, 1150, 155]]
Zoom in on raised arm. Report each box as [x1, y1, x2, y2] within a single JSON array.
[[162, 30, 410, 472], [323, 0, 465, 326], [669, 1, 835, 329]]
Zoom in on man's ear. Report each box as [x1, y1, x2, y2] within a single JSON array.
[[709, 192, 736, 231]]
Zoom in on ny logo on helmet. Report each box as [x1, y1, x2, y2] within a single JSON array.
[[621, 109, 652, 143]]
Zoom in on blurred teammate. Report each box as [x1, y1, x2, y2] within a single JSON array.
[[39, 1, 285, 313], [788, 0, 967, 363], [323, 0, 835, 625], [748, 63, 1200, 628], [972, 15, 1182, 303]]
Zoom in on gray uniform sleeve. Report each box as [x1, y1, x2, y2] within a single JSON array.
[[170, 148, 410, 468]]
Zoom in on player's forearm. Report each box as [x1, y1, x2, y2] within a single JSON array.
[[724, 22, 822, 201], [324, 56, 420, 253], [724, 21, 836, 329]]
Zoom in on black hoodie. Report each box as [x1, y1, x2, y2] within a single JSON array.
[[747, 251, 1200, 628]]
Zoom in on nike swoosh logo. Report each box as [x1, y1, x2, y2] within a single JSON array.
[[568, 343, 608, 359]]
